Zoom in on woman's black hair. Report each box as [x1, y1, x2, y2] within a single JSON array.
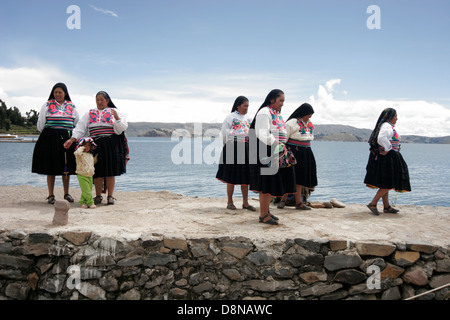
[[48, 82, 72, 102], [250, 89, 284, 129], [287, 103, 314, 121], [368, 107, 397, 153], [231, 96, 249, 113]]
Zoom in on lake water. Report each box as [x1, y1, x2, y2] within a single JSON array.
[[0, 137, 449, 207]]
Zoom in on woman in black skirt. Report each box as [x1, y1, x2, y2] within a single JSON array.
[[279, 103, 317, 210], [32, 83, 79, 204], [65, 91, 129, 205], [216, 96, 256, 211], [249, 89, 297, 225], [364, 108, 411, 215]]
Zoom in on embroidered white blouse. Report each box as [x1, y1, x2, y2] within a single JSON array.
[[72, 107, 128, 140], [36, 100, 80, 132], [220, 111, 252, 144], [285, 118, 314, 142], [254, 107, 287, 146], [377, 122, 399, 152]]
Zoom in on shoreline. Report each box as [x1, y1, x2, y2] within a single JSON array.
[[1, 134, 450, 144], [1, 185, 449, 247]]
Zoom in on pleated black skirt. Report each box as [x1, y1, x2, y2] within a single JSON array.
[[93, 134, 128, 178], [32, 128, 76, 176], [287, 144, 318, 188], [216, 140, 251, 185], [364, 150, 411, 192], [249, 142, 297, 197]]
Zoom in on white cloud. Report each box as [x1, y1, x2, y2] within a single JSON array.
[[1, 65, 449, 137], [325, 79, 341, 93], [0, 66, 68, 97], [306, 80, 450, 137], [89, 5, 119, 18], [113, 98, 230, 124]]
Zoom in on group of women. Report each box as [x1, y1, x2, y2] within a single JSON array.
[[216, 89, 411, 225], [32, 83, 129, 206], [31, 84, 411, 223]]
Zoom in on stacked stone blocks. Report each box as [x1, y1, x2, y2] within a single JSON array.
[[0, 230, 449, 300]]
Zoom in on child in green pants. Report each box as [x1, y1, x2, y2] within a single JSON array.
[[74, 137, 97, 209]]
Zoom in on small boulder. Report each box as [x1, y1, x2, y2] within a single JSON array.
[[52, 200, 70, 226]]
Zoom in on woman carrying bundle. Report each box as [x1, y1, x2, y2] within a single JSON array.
[[249, 89, 297, 225]]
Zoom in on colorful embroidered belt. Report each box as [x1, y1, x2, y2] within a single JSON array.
[[287, 139, 311, 147], [89, 126, 115, 138], [45, 116, 75, 130], [277, 132, 287, 144], [228, 136, 249, 143], [379, 141, 400, 152], [391, 141, 400, 151]]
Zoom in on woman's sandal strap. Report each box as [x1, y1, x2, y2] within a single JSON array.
[[259, 213, 278, 225], [64, 194, 74, 202], [107, 196, 116, 205], [47, 195, 56, 204], [94, 196, 103, 205], [384, 206, 399, 213], [367, 204, 379, 215]]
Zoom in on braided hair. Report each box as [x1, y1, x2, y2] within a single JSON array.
[[368, 108, 397, 154]]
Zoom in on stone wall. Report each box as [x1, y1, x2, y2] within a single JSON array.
[[0, 230, 449, 300]]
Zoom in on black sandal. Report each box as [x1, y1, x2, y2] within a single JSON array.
[[268, 211, 279, 221], [295, 203, 312, 210], [367, 204, 379, 215], [64, 194, 74, 203], [242, 205, 256, 211], [384, 206, 399, 214], [107, 196, 115, 205], [94, 195, 103, 205], [277, 201, 286, 209], [47, 195, 56, 204], [259, 213, 278, 225]]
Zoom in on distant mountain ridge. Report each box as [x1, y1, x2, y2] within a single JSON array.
[[126, 122, 450, 144]]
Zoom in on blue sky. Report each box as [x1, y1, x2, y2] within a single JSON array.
[[1, 0, 449, 136]]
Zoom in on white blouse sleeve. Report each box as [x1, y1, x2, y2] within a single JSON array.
[[36, 103, 48, 132], [221, 114, 232, 144], [72, 112, 90, 140], [113, 111, 128, 135], [377, 123, 393, 151], [255, 108, 277, 146], [73, 107, 80, 128], [285, 119, 296, 139]]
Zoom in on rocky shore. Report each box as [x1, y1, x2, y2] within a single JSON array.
[[0, 186, 449, 300]]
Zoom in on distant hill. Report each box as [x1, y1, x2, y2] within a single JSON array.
[[126, 122, 450, 144], [126, 122, 222, 138], [313, 124, 371, 142]]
